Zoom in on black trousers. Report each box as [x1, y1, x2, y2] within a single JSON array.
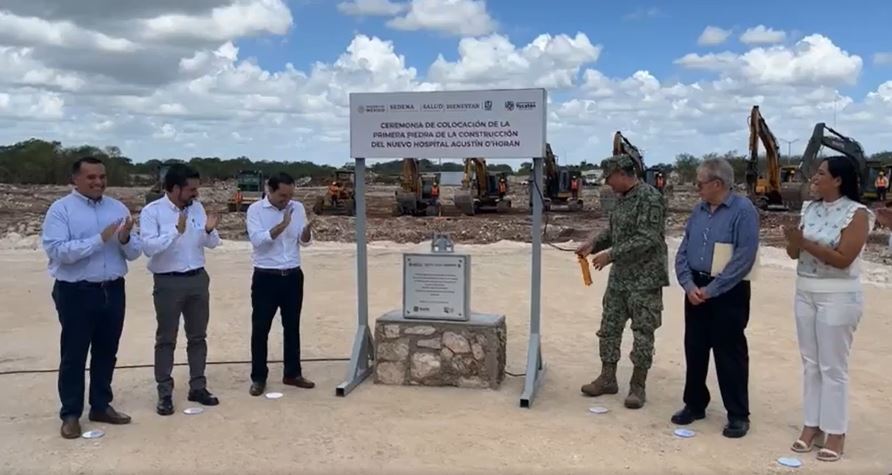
[[682, 272, 751, 421], [51, 278, 126, 420], [250, 268, 304, 382]]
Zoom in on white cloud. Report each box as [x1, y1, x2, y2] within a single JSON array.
[[740, 25, 787, 45], [875, 52, 892, 66], [140, 0, 293, 42], [677, 34, 862, 87], [0, 1, 890, 165], [0, 11, 138, 52], [428, 33, 600, 89], [698, 26, 732, 46], [337, 0, 407, 16], [387, 0, 495, 36]]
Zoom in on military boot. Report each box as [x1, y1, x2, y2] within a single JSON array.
[[581, 362, 618, 397], [624, 366, 648, 409]]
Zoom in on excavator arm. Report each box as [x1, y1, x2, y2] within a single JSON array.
[[462, 157, 488, 197], [747, 106, 782, 198], [612, 131, 645, 176], [544, 143, 557, 178], [800, 123, 867, 181], [400, 158, 420, 196]]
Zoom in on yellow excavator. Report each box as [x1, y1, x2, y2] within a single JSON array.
[[453, 157, 511, 216], [392, 158, 441, 216], [745, 105, 800, 211], [528, 143, 583, 211]]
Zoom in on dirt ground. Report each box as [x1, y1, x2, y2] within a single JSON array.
[[0, 239, 890, 474], [2, 182, 892, 264]]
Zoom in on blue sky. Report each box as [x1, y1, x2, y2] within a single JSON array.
[[0, 0, 889, 166], [236, 0, 891, 97]]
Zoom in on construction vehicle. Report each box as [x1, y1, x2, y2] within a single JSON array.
[[744, 105, 801, 211], [794, 122, 869, 208], [392, 158, 441, 216], [600, 132, 655, 214], [144, 160, 180, 204], [227, 169, 265, 212], [528, 143, 583, 211], [313, 169, 356, 215], [453, 157, 511, 216]]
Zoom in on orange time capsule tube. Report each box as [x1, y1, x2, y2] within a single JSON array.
[[578, 254, 593, 286]]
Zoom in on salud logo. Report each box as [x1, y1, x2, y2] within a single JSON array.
[[484, 100, 492, 111], [504, 100, 515, 111]]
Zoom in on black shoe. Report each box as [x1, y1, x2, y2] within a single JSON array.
[[88, 406, 132, 425], [723, 419, 750, 438], [249, 381, 266, 397], [188, 388, 220, 406], [283, 376, 315, 389], [60, 417, 81, 439], [156, 396, 174, 416], [670, 406, 706, 425]]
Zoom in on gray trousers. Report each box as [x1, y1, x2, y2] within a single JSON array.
[[152, 270, 210, 398]]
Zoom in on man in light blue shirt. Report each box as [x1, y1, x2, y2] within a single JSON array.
[[672, 157, 759, 439], [41, 156, 141, 439]]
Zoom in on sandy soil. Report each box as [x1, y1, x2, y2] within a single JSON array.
[[0, 238, 890, 474]]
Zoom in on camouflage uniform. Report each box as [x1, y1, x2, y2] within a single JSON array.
[[581, 155, 669, 409]]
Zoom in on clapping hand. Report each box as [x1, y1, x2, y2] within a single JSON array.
[[118, 216, 134, 243], [101, 219, 123, 243], [782, 224, 803, 247], [205, 212, 219, 233]]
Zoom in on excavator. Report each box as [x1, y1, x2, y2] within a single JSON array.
[[528, 143, 583, 211], [795, 122, 870, 207], [745, 106, 799, 211], [600, 131, 660, 214], [313, 168, 356, 215], [227, 169, 265, 212], [453, 157, 511, 216], [392, 158, 441, 216]]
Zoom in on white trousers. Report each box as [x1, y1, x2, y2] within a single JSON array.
[[794, 289, 863, 435]]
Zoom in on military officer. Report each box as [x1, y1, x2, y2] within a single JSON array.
[[576, 154, 669, 409]]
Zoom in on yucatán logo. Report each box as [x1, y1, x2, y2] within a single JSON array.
[[516, 101, 536, 110], [504, 100, 515, 111]]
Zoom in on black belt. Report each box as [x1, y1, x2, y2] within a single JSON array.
[[691, 270, 713, 282], [155, 267, 204, 277], [254, 266, 300, 276], [58, 277, 123, 288]]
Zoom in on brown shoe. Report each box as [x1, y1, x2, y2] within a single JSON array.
[[88, 406, 131, 425], [60, 417, 81, 439], [581, 362, 618, 397], [283, 376, 315, 389]]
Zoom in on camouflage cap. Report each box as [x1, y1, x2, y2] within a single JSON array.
[[600, 154, 637, 176]]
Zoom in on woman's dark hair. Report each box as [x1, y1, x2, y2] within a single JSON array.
[[823, 155, 862, 203]]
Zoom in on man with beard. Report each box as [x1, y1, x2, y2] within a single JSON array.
[[576, 154, 668, 409], [41, 156, 141, 438], [139, 163, 221, 416]]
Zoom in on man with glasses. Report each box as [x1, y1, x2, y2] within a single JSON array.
[[576, 154, 668, 410], [672, 157, 760, 438]]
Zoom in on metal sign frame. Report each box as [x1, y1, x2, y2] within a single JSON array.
[[336, 88, 547, 408]]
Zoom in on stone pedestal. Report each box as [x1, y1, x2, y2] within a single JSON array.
[[373, 309, 506, 389]]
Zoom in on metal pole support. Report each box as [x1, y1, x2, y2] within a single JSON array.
[[520, 155, 546, 408], [336, 157, 375, 397]]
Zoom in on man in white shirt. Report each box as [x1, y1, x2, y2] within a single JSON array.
[[139, 163, 221, 415], [245, 172, 315, 396], [41, 156, 141, 439]]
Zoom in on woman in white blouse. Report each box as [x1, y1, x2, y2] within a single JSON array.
[[783, 156, 873, 462]]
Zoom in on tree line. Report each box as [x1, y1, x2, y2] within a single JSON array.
[[1, 138, 890, 186]]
